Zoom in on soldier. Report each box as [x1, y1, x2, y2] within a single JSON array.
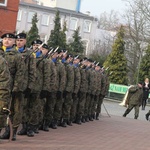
[[40, 44, 57, 131], [0, 56, 11, 135], [96, 68, 107, 119], [0, 33, 25, 141], [84, 59, 94, 122], [52, 50, 66, 129], [70, 55, 81, 124], [15, 33, 36, 136], [26, 40, 50, 136], [61, 54, 74, 127], [76, 58, 88, 124], [91, 62, 102, 120], [123, 83, 143, 119]]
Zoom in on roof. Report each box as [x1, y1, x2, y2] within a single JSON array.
[[20, 2, 95, 20]]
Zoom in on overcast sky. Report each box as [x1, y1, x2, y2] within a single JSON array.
[[80, 0, 127, 16]]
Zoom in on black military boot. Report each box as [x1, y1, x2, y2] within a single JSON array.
[[81, 116, 86, 123], [17, 123, 27, 135], [76, 116, 82, 125], [27, 124, 34, 137], [67, 119, 73, 126], [134, 116, 138, 119], [12, 127, 18, 141], [43, 120, 50, 132], [34, 124, 39, 134], [96, 113, 99, 120], [0, 126, 10, 139], [89, 115, 94, 121], [85, 116, 89, 122], [145, 112, 150, 121], [61, 119, 67, 127], [51, 119, 58, 129]]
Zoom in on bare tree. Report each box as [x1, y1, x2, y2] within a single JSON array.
[[122, 0, 149, 84], [97, 10, 121, 30]]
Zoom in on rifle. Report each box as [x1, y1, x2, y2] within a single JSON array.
[[24, 43, 44, 63], [47, 46, 59, 59]]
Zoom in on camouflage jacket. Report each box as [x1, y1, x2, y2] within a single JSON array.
[[73, 66, 81, 94], [17, 47, 36, 91], [3, 47, 25, 92], [55, 60, 66, 92], [0, 56, 11, 102], [79, 68, 88, 93], [33, 53, 50, 93], [64, 63, 74, 92], [95, 71, 102, 95]]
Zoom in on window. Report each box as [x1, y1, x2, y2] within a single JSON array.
[[27, 12, 35, 23], [69, 18, 78, 30], [83, 20, 92, 32], [41, 14, 49, 26], [0, 0, 7, 6], [17, 9, 22, 21]]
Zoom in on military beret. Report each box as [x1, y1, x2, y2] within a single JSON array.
[[16, 33, 26, 39], [66, 54, 73, 60], [1, 33, 16, 39], [31, 39, 42, 45], [42, 43, 49, 49], [87, 58, 93, 62]]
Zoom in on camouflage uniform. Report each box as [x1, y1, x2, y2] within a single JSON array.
[[28, 52, 50, 133], [53, 60, 66, 122], [70, 65, 81, 122], [88, 68, 98, 119], [76, 66, 88, 123], [91, 70, 102, 118], [0, 56, 11, 130], [43, 58, 57, 129], [96, 73, 106, 115], [84, 68, 93, 120], [61, 62, 74, 125], [3, 47, 25, 128], [123, 85, 143, 119], [17, 47, 36, 135]]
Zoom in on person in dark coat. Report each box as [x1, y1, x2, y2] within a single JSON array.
[[123, 83, 143, 119], [141, 78, 150, 110]]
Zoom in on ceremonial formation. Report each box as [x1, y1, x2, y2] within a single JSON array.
[[0, 32, 109, 141]]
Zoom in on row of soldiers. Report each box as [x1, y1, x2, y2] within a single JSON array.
[[0, 32, 109, 141]]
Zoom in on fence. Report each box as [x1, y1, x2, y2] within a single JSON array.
[[107, 83, 150, 102]]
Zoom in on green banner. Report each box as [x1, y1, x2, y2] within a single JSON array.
[[109, 83, 128, 94]]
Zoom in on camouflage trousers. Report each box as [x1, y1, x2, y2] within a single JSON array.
[[21, 97, 29, 123], [91, 95, 99, 115], [76, 92, 86, 118], [28, 93, 42, 125], [53, 92, 63, 120], [43, 92, 56, 122], [62, 92, 73, 120], [84, 93, 91, 117], [70, 93, 78, 121], [10, 92, 24, 128], [88, 94, 95, 116], [0, 101, 9, 129], [96, 94, 105, 114], [124, 104, 140, 118]]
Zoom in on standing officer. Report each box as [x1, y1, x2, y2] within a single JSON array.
[[61, 54, 74, 127], [40, 44, 57, 131], [70, 55, 81, 124], [52, 50, 66, 129], [15, 33, 36, 136], [0, 56, 11, 135], [0, 33, 25, 141]]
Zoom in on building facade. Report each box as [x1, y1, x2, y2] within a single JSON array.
[[0, 0, 19, 36], [16, 1, 97, 55]]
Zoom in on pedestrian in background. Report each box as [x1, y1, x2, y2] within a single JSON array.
[[123, 83, 143, 119], [142, 78, 150, 110]]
